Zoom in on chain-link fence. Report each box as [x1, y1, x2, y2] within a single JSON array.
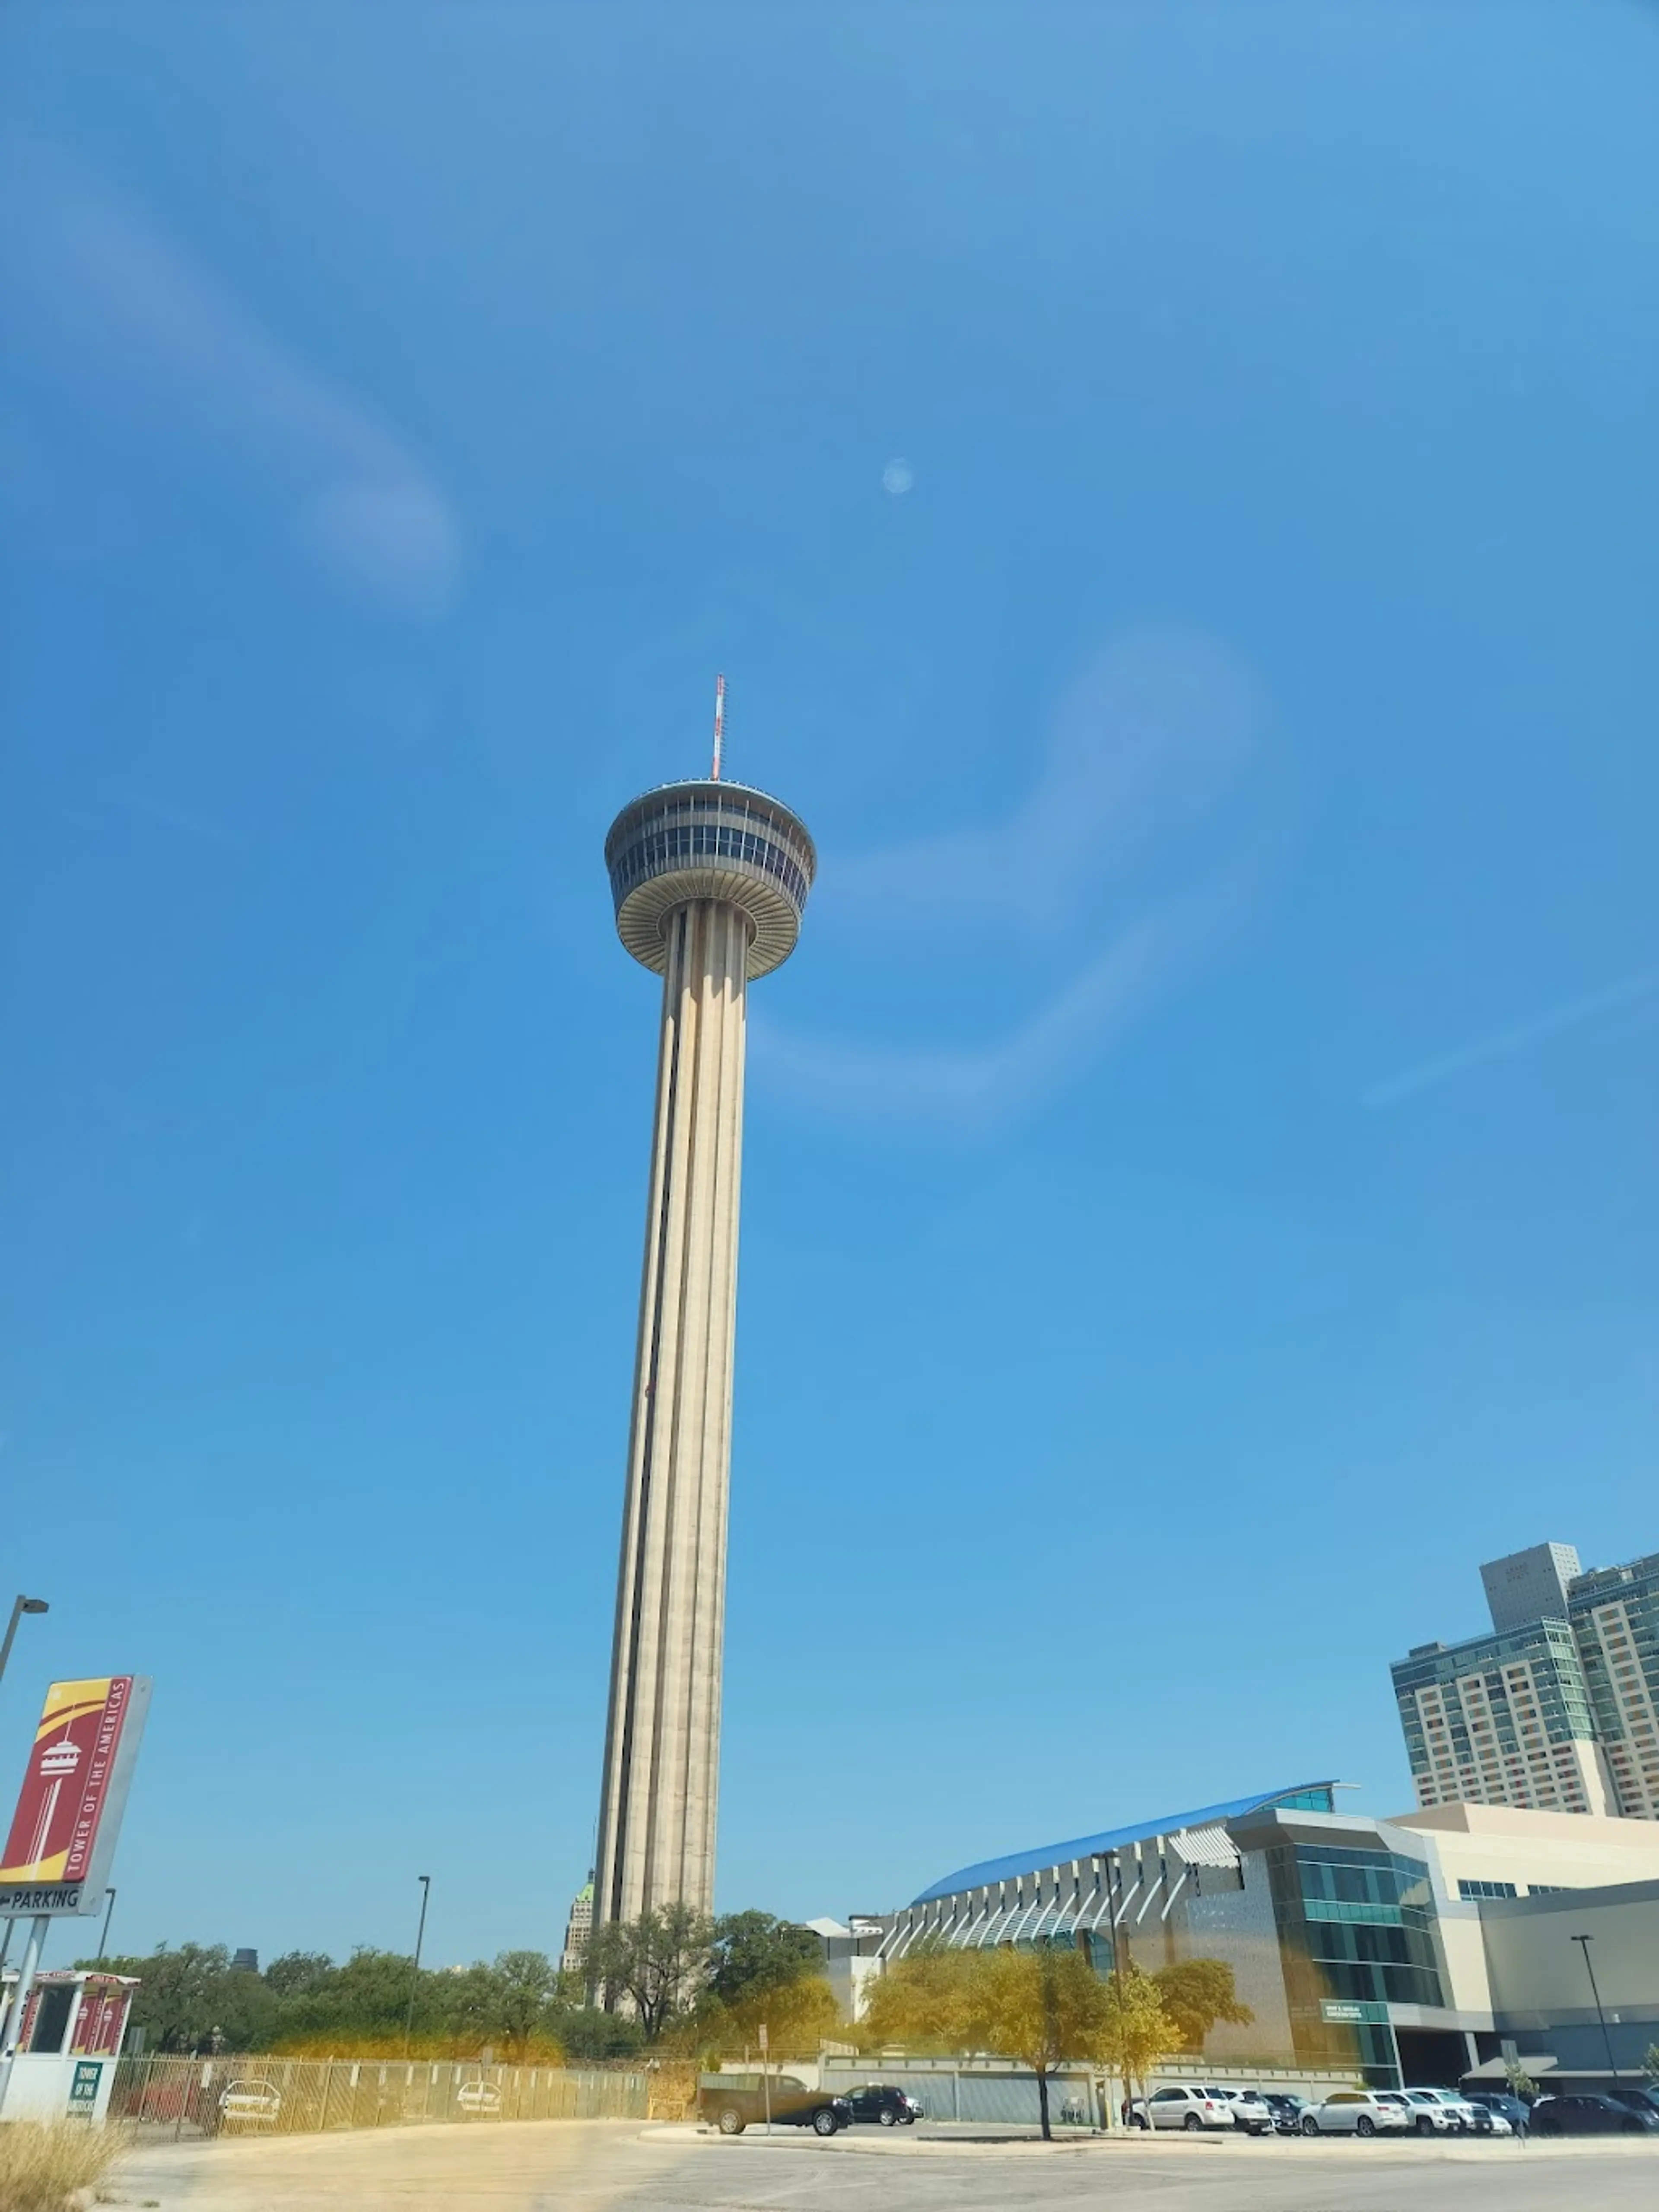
[[108, 2053, 650, 2139]]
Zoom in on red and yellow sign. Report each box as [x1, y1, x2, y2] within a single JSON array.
[[0, 1678, 137, 1885]]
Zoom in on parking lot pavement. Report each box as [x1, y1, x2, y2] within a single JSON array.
[[105, 2117, 1658, 2212]]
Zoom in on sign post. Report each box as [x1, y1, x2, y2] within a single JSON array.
[[758, 2022, 770, 2135], [0, 1675, 151, 2119]]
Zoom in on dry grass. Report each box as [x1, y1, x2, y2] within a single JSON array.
[[0, 2122, 125, 2212], [645, 2063, 698, 2122]]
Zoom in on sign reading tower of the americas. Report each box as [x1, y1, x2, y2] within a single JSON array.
[[593, 681, 815, 1928]]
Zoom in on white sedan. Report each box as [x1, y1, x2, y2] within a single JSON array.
[[1301, 2090, 1411, 2137]]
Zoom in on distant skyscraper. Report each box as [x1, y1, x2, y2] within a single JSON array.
[[560, 1878, 593, 1978], [592, 757, 814, 1927], [1392, 1541, 1659, 1820], [1480, 1542, 1581, 1634], [1392, 1617, 1609, 1816], [1570, 1553, 1659, 1820]]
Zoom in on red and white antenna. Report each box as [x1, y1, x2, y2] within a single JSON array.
[[711, 673, 726, 781]]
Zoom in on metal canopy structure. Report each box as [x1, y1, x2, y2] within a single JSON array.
[[910, 1782, 1340, 1905]]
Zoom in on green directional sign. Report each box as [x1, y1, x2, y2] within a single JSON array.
[[68, 2061, 102, 2116]]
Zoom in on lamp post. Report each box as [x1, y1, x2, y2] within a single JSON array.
[[1571, 1934, 1619, 2085], [0, 1595, 49, 1692], [0, 1598, 50, 2012], [404, 1876, 431, 2056]]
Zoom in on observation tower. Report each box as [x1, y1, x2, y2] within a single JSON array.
[[593, 688, 815, 1927]]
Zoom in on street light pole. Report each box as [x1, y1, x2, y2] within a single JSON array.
[[1571, 1934, 1619, 2085], [404, 1876, 431, 2057], [0, 1596, 50, 1692], [0, 1597, 50, 2036]]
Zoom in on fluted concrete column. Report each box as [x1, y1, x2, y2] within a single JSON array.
[[594, 900, 749, 1922], [595, 777, 814, 1935]]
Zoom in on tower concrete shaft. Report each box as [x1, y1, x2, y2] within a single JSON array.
[[595, 900, 747, 1922], [595, 780, 814, 1929]]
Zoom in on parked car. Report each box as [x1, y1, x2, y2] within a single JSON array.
[[1462, 2100, 1512, 2136], [1301, 2090, 1411, 2136], [697, 2073, 850, 2137], [1609, 2086, 1659, 2122], [217, 2080, 282, 2132], [1376, 2091, 1450, 2133], [840, 2083, 922, 2126], [1405, 2087, 1484, 2132], [1258, 2091, 1311, 2136], [1464, 2090, 1532, 2132], [1199, 2086, 1274, 2135], [1531, 2093, 1659, 2137], [1127, 2085, 1238, 2131], [1391, 2088, 1465, 2135]]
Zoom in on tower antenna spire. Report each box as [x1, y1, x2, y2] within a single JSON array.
[[711, 673, 725, 782]]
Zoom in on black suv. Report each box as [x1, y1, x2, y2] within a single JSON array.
[[697, 2073, 850, 2136], [1531, 2093, 1659, 2136], [841, 2083, 922, 2126]]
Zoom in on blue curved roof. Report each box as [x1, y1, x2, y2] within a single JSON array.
[[911, 1783, 1338, 1904]]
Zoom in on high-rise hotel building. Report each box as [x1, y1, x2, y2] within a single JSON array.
[[1392, 1542, 1659, 1820]]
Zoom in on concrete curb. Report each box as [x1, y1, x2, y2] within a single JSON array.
[[635, 2121, 1658, 2162]]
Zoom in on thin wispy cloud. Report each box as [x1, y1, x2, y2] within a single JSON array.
[[102, 787, 242, 850], [1363, 968, 1659, 1109], [753, 627, 1290, 1131], [4, 147, 461, 613]]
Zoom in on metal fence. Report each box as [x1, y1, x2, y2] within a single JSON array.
[[819, 2056, 1366, 2127], [822, 2061, 1102, 2126], [107, 2054, 650, 2139]]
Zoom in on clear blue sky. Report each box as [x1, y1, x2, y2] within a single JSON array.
[[2, 3, 1655, 1970]]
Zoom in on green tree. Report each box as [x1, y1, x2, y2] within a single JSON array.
[[693, 1974, 842, 2061], [550, 2002, 645, 2061], [441, 1951, 564, 2061], [1151, 1959, 1254, 2051], [1641, 2043, 1659, 2084], [1503, 2054, 1540, 2102], [1099, 1962, 1178, 2126], [859, 1939, 981, 2053], [487, 1950, 562, 2056], [274, 1947, 434, 2047], [966, 1946, 1119, 2139], [861, 1941, 1124, 2139], [264, 1951, 334, 1999], [82, 1944, 276, 2054], [584, 1904, 713, 2041], [706, 1913, 820, 2006]]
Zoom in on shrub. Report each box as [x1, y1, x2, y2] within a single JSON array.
[[0, 2121, 124, 2212]]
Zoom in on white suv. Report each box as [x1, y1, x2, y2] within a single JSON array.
[[1378, 2090, 1454, 2133], [1200, 2086, 1275, 2136], [1301, 2090, 1411, 2136], [1399, 2087, 1478, 2133], [1128, 2085, 1239, 2131]]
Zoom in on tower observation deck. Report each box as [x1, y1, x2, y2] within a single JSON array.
[[594, 778, 815, 1927]]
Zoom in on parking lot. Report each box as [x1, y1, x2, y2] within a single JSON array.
[[106, 2114, 1658, 2212]]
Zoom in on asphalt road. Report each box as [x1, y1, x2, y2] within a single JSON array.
[[106, 2117, 1659, 2212]]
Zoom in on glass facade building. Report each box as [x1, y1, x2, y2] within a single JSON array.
[[1262, 1839, 1444, 2079], [869, 1779, 1659, 2090], [876, 1786, 1481, 2087]]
